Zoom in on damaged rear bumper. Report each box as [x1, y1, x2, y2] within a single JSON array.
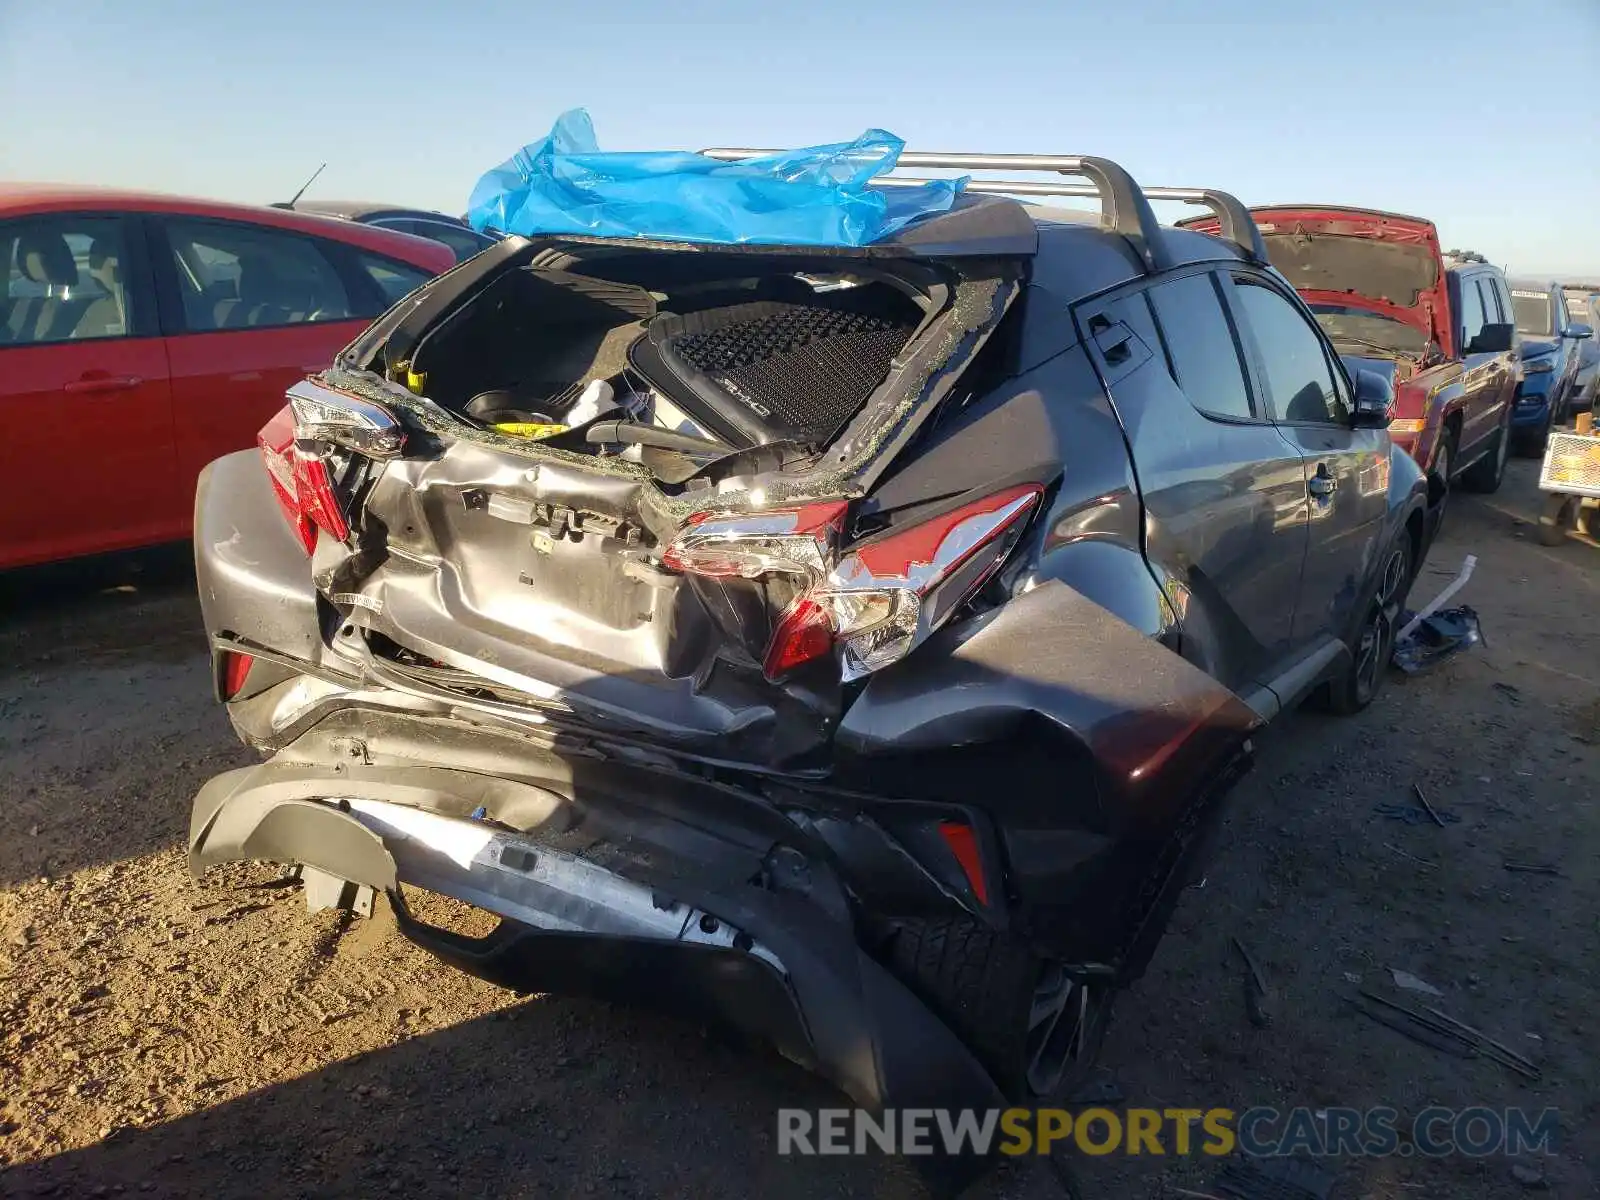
[[188, 760, 1004, 1189]]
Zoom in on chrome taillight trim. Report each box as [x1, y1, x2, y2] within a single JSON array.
[[287, 378, 406, 458]]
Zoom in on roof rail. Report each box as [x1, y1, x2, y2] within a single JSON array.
[[698, 148, 1266, 272]]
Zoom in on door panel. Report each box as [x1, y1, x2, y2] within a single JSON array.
[[149, 215, 376, 488], [0, 213, 179, 569], [1458, 275, 1514, 456], [1083, 274, 1309, 695], [163, 321, 369, 486], [1227, 275, 1389, 645]]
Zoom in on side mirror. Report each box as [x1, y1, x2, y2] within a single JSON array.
[[1350, 368, 1394, 429], [1469, 322, 1515, 354], [1564, 322, 1594, 340]]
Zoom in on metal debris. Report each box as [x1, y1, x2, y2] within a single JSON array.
[[1345, 989, 1542, 1080], [1343, 991, 1474, 1058], [1412, 783, 1447, 828], [1230, 937, 1274, 1029], [1383, 842, 1439, 869], [1421, 1004, 1541, 1076], [1503, 861, 1562, 876]]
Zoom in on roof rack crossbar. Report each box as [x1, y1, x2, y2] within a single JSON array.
[[698, 148, 1266, 270]]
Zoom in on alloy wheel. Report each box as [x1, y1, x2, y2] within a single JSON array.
[[1353, 544, 1407, 704], [1024, 962, 1110, 1096]]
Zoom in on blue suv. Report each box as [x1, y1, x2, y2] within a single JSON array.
[[1510, 278, 1593, 453]]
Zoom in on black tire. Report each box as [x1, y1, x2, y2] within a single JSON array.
[[1324, 533, 1413, 715], [1460, 412, 1510, 493], [1427, 427, 1457, 533], [1519, 421, 1550, 457], [886, 918, 1114, 1102]]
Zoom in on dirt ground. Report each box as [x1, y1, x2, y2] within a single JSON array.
[[2, 460, 1597, 1200]]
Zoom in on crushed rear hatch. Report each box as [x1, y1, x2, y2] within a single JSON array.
[[284, 228, 1027, 767]]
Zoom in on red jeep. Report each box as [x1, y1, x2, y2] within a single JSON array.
[[1182, 207, 1520, 506]]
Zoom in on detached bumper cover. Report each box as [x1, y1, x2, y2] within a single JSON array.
[[189, 763, 1004, 1191]]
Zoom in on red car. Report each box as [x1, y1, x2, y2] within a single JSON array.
[[0, 185, 455, 570], [1180, 207, 1521, 508]]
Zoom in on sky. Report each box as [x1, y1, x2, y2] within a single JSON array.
[[3, 0, 1598, 277]]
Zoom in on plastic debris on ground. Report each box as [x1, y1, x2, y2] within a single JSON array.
[[1390, 969, 1443, 997], [1391, 605, 1483, 673], [465, 108, 967, 247]]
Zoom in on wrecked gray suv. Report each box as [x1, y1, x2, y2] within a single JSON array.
[[188, 151, 1431, 1185]]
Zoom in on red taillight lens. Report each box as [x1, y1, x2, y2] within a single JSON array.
[[257, 405, 349, 556], [818, 484, 1042, 680], [938, 820, 990, 906], [665, 484, 1042, 682], [762, 598, 835, 680], [221, 650, 255, 699]]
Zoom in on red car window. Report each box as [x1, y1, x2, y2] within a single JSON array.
[[2, 215, 134, 345], [163, 218, 353, 332]]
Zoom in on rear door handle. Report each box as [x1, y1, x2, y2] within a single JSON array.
[[1308, 467, 1337, 498], [63, 375, 142, 394]]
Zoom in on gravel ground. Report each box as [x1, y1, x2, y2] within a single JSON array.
[[1, 461, 1597, 1200]]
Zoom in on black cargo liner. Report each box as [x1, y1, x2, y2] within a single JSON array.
[[628, 291, 919, 449]]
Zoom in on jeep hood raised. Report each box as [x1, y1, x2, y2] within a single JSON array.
[[1184, 206, 1450, 356]]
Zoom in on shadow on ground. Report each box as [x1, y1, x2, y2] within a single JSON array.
[[0, 993, 934, 1200]]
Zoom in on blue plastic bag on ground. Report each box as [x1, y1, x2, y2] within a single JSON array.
[[466, 109, 966, 248]]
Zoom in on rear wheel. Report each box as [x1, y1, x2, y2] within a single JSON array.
[[1325, 534, 1412, 715], [1461, 412, 1510, 493], [886, 918, 1114, 1101]]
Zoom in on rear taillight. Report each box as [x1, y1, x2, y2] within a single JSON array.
[[665, 484, 1042, 682], [221, 650, 255, 699], [938, 820, 990, 906], [258, 406, 346, 556], [257, 380, 404, 556], [818, 485, 1041, 680], [661, 503, 846, 579]]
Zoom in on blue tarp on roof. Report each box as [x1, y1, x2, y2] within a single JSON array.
[[465, 109, 966, 248]]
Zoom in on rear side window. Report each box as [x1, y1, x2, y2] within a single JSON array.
[[162, 219, 353, 332], [1, 215, 133, 345], [1477, 277, 1502, 324], [1231, 279, 1350, 425], [1146, 272, 1254, 419], [1458, 277, 1487, 349], [1487, 276, 1513, 328], [357, 253, 432, 305]]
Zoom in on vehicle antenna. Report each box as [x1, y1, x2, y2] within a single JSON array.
[[285, 163, 328, 209]]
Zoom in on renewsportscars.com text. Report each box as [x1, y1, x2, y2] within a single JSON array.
[[777, 1106, 1561, 1158]]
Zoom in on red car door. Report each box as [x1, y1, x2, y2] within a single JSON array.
[[148, 215, 393, 490], [0, 212, 181, 570]]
